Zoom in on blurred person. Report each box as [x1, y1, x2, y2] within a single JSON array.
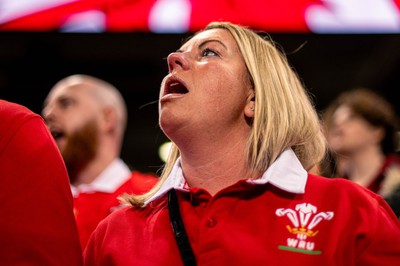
[[42, 74, 158, 249], [0, 99, 82, 265], [386, 186, 400, 219], [84, 22, 400, 265], [322, 88, 400, 217]]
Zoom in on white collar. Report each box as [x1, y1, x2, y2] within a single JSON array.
[[144, 149, 307, 206], [71, 158, 131, 196]]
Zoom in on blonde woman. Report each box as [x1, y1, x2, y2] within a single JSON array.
[[84, 22, 400, 265]]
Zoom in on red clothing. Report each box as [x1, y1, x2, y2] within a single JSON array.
[[0, 100, 82, 265], [75, 170, 157, 249], [363, 154, 400, 194], [84, 151, 400, 265]]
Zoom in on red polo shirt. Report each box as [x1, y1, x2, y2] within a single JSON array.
[[84, 150, 400, 265], [0, 100, 82, 265], [72, 159, 158, 249]]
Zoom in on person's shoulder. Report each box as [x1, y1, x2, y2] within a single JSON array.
[[0, 100, 46, 153], [0, 100, 42, 138], [127, 170, 158, 188], [306, 173, 400, 221], [308, 172, 364, 188], [307, 173, 382, 201], [112, 170, 157, 197], [86, 197, 167, 254], [98, 197, 166, 229], [130, 170, 158, 181], [0, 100, 38, 121], [0, 100, 41, 134]]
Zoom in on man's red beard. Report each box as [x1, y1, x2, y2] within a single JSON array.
[[61, 119, 99, 184]]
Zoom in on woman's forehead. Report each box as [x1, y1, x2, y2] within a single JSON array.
[[180, 28, 235, 50], [333, 105, 353, 119]]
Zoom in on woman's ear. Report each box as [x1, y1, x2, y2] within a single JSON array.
[[244, 93, 255, 119]]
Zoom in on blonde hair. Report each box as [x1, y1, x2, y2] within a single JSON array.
[[123, 22, 326, 207]]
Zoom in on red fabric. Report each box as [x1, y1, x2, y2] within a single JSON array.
[[190, 0, 320, 32], [1, 0, 399, 33], [75, 171, 157, 249], [0, 100, 82, 265], [340, 153, 400, 195], [367, 154, 400, 194], [84, 174, 400, 265]]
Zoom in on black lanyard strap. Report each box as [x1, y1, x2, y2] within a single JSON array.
[[167, 189, 197, 266]]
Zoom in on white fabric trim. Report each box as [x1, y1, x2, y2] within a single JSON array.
[[144, 149, 307, 206], [71, 158, 131, 197]]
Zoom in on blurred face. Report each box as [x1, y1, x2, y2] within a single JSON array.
[[42, 84, 101, 180], [327, 105, 381, 156], [159, 28, 253, 142]]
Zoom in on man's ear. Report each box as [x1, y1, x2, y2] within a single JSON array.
[[100, 106, 117, 133]]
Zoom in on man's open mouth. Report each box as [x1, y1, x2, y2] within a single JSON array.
[[50, 128, 65, 141]]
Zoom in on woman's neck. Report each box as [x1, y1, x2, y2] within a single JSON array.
[[179, 136, 257, 195]]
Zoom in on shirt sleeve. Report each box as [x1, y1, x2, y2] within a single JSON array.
[[357, 195, 400, 265], [0, 103, 83, 266]]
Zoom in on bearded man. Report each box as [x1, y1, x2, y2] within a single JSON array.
[[43, 74, 157, 249]]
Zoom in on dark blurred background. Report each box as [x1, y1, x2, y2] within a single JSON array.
[[1, 32, 399, 173]]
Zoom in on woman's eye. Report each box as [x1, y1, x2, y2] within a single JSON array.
[[202, 48, 217, 57]]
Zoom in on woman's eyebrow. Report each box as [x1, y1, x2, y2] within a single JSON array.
[[175, 39, 227, 53], [198, 39, 227, 50]]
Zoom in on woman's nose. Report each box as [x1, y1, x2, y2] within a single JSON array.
[[167, 52, 189, 73]]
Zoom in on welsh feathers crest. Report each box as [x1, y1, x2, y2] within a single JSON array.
[[276, 203, 334, 240]]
